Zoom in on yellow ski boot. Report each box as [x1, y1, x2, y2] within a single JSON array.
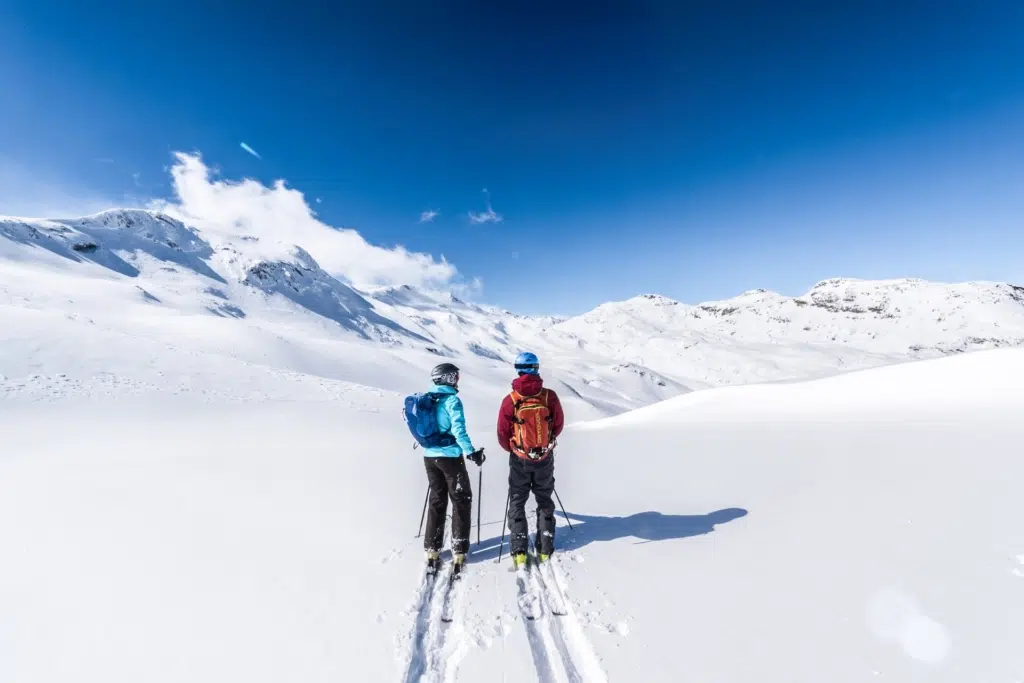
[[425, 550, 440, 576], [452, 553, 466, 579], [512, 553, 528, 570]]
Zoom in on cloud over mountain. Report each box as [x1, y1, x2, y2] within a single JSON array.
[[153, 153, 462, 290]]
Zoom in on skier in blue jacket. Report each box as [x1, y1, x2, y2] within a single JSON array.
[[422, 363, 485, 574]]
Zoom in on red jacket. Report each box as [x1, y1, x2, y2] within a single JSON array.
[[497, 374, 565, 453]]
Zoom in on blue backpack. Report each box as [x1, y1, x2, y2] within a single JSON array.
[[403, 393, 457, 449]]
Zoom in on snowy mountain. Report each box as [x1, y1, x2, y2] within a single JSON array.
[[3, 205, 1024, 682], [549, 278, 1024, 388], [4, 208, 1024, 415], [0, 209, 681, 418]]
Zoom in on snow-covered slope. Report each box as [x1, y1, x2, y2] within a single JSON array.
[[0, 209, 218, 279], [550, 278, 1024, 388], [2, 337, 1021, 682], [4, 205, 1024, 681], [548, 348, 1024, 682], [4, 208, 1024, 413], [0, 209, 685, 417], [356, 276, 1024, 395]]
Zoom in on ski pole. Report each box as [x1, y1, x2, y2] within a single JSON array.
[[496, 489, 510, 563], [476, 467, 483, 547], [415, 487, 429, 538], [553, 488, 573, 531]]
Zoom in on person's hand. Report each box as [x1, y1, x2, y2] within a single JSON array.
[[467, 448, 486, 466]]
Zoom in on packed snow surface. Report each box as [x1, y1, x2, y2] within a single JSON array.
[[2, 208, 1023, 681]]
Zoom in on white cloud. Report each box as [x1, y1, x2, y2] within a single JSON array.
[[94, 157, 116, 164], [240, 142, 261, 159], [469, 207, 502, 224], [153, 152, 463, 291], [419, 209, 440, 223], [468, 188, 503, 225]]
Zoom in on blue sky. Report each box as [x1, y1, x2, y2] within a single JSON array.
[[1, 1, 1023, 314]]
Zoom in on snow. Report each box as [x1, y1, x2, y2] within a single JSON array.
[[1, 207, 1023, 681], [6, 209, 1024, 410], [867, 590, 952, 665], [550, 350, 1024, 682], [552, 277, 1024, 389]]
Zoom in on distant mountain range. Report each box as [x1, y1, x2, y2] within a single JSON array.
[[3, 208, 1023, 414]]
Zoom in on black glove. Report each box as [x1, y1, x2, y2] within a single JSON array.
[[467, 448, 486, 466]]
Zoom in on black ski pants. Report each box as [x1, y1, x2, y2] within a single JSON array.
[[508, 454, 556, 556], [423, 456, 473, 555]]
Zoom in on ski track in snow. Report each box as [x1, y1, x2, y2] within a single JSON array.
[[516, 568, 565, 683], [540, 561, 610, 683], [513, 516, 610, 683], [514, 561, 609, 683], [399, 566, 474, 683], [531, 566, 583, 683], [399, 570, 448, 683], [397, 509, 610, 683]]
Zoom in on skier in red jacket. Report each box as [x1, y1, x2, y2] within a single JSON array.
[[497, 352, 565, 568]]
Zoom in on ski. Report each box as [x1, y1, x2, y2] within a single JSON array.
[[514, 563, 540, 620], [536, 559, 568, 616], [419, 565, 439, 600], [512, 553, 567, 620], [439, 564, 463, 623]]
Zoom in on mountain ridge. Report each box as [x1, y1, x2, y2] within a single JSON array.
[[3, 208, 1023, 411]]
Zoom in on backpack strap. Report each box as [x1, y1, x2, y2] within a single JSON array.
[[509, 391, 523, 423], [539, 389, 555, 453], [541, 388, 553, 423]]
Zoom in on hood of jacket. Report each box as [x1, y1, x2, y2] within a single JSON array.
[[512, 373, 544, 396]]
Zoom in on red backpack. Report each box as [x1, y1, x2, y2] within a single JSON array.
[[509, 389, 555, 460]]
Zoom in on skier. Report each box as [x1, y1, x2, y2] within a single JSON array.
[[497, 352, 565, 569], [416, 362, 485, 576]]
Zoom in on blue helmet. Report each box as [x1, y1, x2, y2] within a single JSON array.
[[514, 351, 540, 375]]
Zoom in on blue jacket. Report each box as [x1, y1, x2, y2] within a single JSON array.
[[423, 385, 476, 458]]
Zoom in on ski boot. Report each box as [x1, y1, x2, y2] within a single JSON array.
[[512, 553, 528, 570], [538, 552, 551, 563], [451, 553, 466, 580], [425, 550, 441, 576]]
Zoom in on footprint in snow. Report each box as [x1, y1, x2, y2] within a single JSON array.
[[380, 547, 403, 564], [491, 616, 512, 638]]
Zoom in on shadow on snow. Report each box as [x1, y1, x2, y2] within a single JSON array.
[[469, 507, 749, 563]]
